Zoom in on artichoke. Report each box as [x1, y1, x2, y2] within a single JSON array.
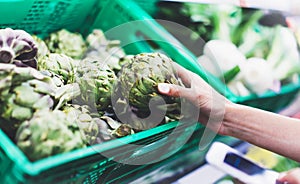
[[32, 35, 49, 61], [39, 70, 64, 87], [45, 29, 87, 59], [118, 55, 134, 69], [63, 104, 134, 144], [100, 115, 134, 138], [0, 80, 55, 121], [0, 28, 38, 68], [113, 53, 185, 130], [84, 29, 127, 73], [0, 63, 44, 95], [0, 63, 80, 138], [75, 57, 117, 112], [38, 53, 77, 84], [63, 104, 104, 145], [15, 109, 86, 161]]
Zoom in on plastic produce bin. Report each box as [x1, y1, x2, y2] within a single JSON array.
[[0, 0, 239, 183], [134, 0, 300, 112]]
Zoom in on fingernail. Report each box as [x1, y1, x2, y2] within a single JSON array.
[[158, 83, 170, 94]]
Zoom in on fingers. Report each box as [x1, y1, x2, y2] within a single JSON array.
[[172, 62, 193, 87], [157, 83, 194, 102], [277, 168, 300, 184], [172, 62, 211, 89]]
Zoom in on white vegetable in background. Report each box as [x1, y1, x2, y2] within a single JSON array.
[[227, 80, 251, 97], [201, 40, 246, 77], [240, 57, 280, 95], [197, 55, 220, 76], [267, 26, 300, 80], [198, 36, 299, 97]]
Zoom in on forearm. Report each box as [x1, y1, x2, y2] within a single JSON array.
[[222, 103, 300, 162]]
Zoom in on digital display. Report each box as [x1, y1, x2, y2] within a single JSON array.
[[224, 152, 265, 175]]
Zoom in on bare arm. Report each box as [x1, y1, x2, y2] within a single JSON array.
[[158, 63, 300, 162], [223, 102, 300, 162]]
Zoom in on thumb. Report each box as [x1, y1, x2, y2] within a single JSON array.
[[158, 83, 193, 101]]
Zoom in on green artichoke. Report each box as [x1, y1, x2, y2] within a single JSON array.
[[39, 70, 64, 87], [0, 63, 80, 138], [63, 104, 134, 144], [0, 80, 55, 121], [100, 115, 134, 138], [45, 29, 87, 59], [0, 28, 38, 68], [38, 53, 77, 84], [114, 53, 185, 130], [63, 104, 103, 145], [32, 35, 49, 61], [84, 29, 127, 73], [0, 63, 45, 95], [118, 55, 134, 69], [75, 57, 117, 112], [15, 109, 86, 161]]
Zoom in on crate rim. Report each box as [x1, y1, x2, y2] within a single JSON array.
[[230, 78, 300, 103], [1, 120, 185, 176]]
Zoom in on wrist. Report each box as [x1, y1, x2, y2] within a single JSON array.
[[218, 101, 240, 136]]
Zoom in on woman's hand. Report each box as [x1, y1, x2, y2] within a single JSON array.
[[158, 62, 232, 134], [277, 168, 300, 184]]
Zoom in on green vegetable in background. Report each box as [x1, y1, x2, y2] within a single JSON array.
[[234, 10, 271, 59], [161, 2, 300, 96], [267, 26, 300, 81], [157, 3, 245, 43], [223, 65, 240, 84]]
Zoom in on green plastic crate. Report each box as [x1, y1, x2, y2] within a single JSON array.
[[1, 121, 203, 183], [134, 0, 300, 112], [0, 0, 236, 183], [0, 0, 97, 37]]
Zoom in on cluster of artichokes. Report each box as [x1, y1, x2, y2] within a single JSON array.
[[0, 28, 185, 161]]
